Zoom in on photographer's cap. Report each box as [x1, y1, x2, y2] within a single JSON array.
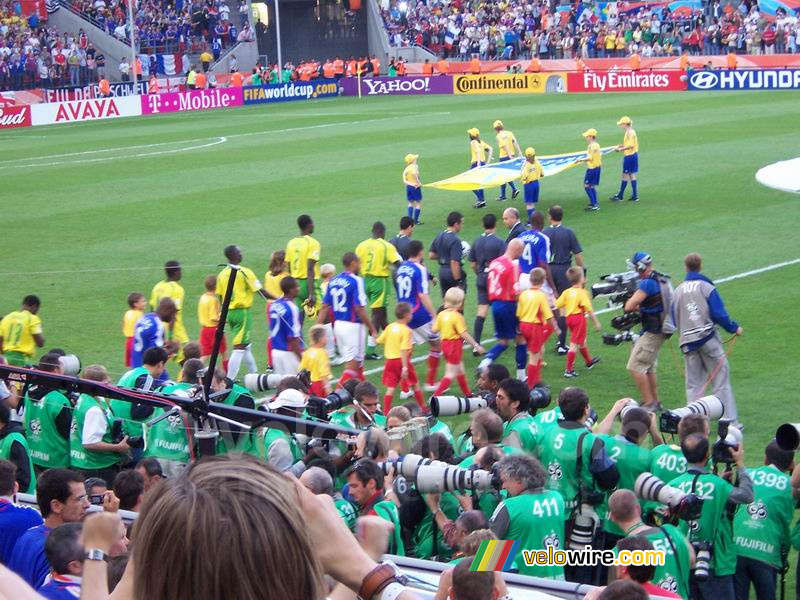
[[617, 116, 632, 125], [267, 388, 307, 411]]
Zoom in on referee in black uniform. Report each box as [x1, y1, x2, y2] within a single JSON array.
[[389, 216, 415, 261], [429, 211, 466, 301], [543, 205, 585, 354], [468, 213, 506, 345]]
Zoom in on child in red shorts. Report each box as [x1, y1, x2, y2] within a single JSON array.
[[554, 266, 602, 378], [299, 325, 332, 397], [377, 302, 425, 413], [432, 287, 485, 396], [198, 275, 227, 363], [517, 268, 561, 388], [122, 292, 146, 368]]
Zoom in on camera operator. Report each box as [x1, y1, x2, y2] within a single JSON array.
[[209, 368, 257, 455], [329, 381, 388, 431], [623, 252, 671, 411], [608, 489, 693, 598], [667, 432, 753, 599], [254, 388, 308, 476], [23, 352, 72, 476], [490, 454, 566, 579], [495, 378, 540, 454], [537, 387, 619, 583], [429, 211, 467, 300], [669, 253, 743, 424], [70, 365, 130, 486], [596, 400, 664, 559], [0, 403, 34, 494], [733, 441, 794, 600], [345, 458, 405, 555]]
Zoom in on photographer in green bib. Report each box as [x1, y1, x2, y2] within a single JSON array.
[[595, 399, 665, 565], [667, 432, 754, 600], [536, 387, 619, 584], [0, 403, 34, 494], [69, 365, 131, 486], [609, 489, 694, 598], [649, 414, 709, 486], [345, 458, 405, 556], [113, 346, 169, 460], [209, 369, 256, 456], [144, 359, 206, 477], [490, 454, 567, 580], [254, 388, 307, 476], [23, 353, 72, 476], [495, 378, 540, 454], [732, 441, 794, 600], [300, 465, 358, 532]]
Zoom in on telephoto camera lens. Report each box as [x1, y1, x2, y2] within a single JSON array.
[[429, 395, 488, 418], [634, 472, 703, 521], [693, 544, 712, 581], [660, 395, 725, 434], [776, 423, 800, 452], [243, 373, 295, 394], [619, 400, 640, 420], [568, 504, 599, 550]]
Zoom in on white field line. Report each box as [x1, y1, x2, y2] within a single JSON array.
[[0, 114, 424, 168], [0, 137, 227, 169], [360, 257, 800, 377]]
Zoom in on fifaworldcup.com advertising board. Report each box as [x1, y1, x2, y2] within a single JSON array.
[[242, 79, 339, 104]]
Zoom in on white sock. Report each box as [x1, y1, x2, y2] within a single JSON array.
[[517, 368, 527, 382], [243, 347, 258, 374], [367, 335, 376, 348], [324, 323, 335, 356], [227, 349, 245, 380]]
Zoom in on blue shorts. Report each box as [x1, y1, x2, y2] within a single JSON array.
[[470, 162, 481, 169], [622, 153, 638, 174], [406, 184, 422, 202], [524, 181, 540, 204], [584, 167, 601, 186], [491, 300, 519, 340]]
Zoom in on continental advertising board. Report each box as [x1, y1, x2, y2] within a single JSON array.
[[453, 73, 565, 94]]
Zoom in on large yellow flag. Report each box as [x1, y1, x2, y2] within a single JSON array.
[[426, 147, 616, 191]]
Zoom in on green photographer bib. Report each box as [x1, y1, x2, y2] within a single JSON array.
[[500, 490, 566, 579], [24, 389, 71, 468], [596, 434, 651, 536], [537, 424, 598, 512], [502, 412, 540, 454], [69, 394, 120, 470], [0, 431, 35, 494], [145, 383, 192, 464]]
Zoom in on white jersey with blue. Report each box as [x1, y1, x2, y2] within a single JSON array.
[[269, 297, 303, 351], [131, 313, 164, 367], [517, 229, 551, 274], [323, 272, 367, 323], [395, 261, 432, 328]]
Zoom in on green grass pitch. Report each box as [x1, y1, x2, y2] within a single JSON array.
[[2, 91, 800, 549], [3, 90, 799, 447]]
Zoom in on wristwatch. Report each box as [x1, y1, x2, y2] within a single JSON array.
[[85, 548, 107, 562], [358, 561, 407, 600]]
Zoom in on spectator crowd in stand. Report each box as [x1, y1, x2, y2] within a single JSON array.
[[68, 0, 247, 54], [0, 1, 110, 90], [381, 0, 800, 60]]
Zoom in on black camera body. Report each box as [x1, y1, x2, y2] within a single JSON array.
[[529, 384, 551, 415], [592, 271, 643, 346], [110, 419, 144, 449], [306, 388, 353, 421], [712, 419, 742, 466]]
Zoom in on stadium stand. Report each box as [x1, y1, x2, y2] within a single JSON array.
[[0, 1, 108, 90], [380, 0, 800, 59]]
